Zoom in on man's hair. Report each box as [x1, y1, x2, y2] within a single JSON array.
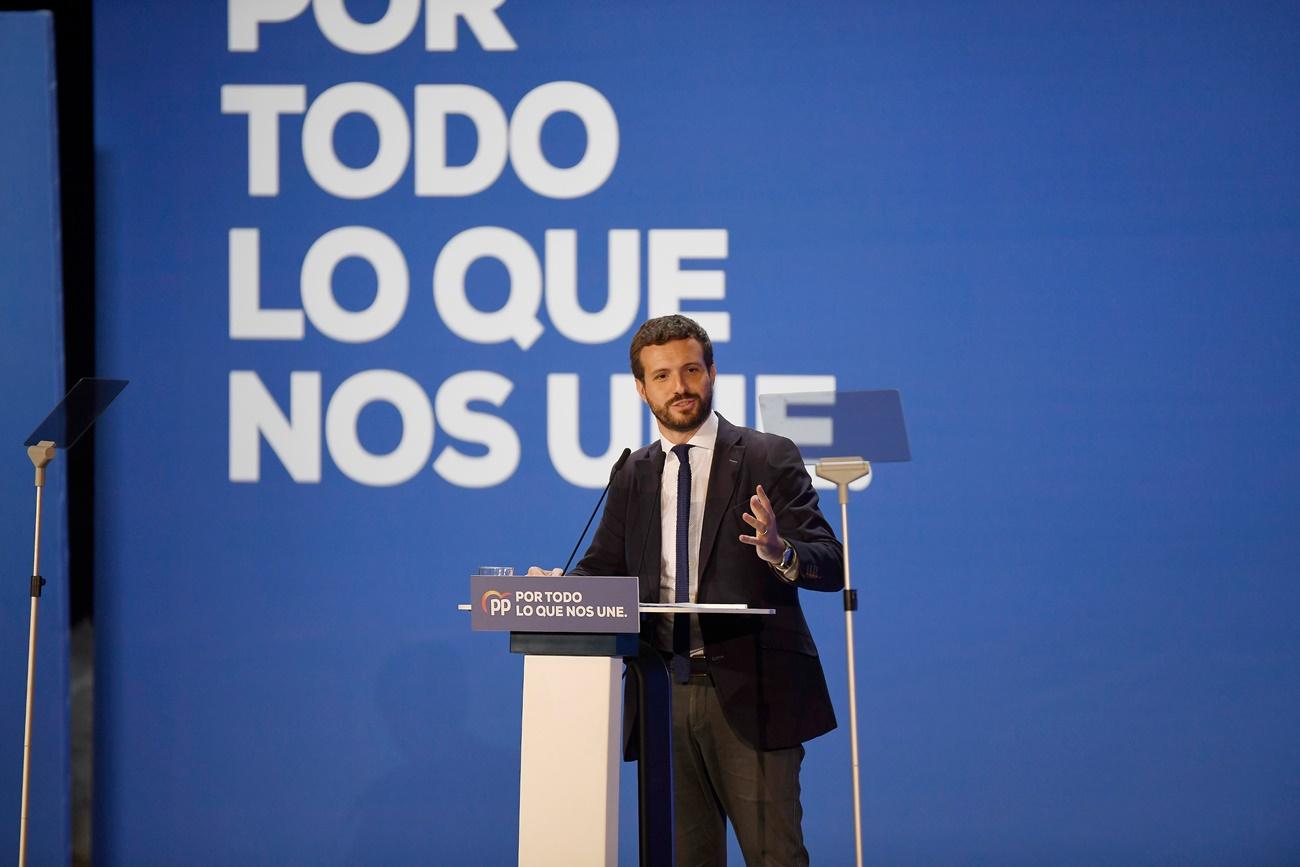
[[628, 315, 714, 380]]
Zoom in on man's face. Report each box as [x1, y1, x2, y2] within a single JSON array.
[[635, 338, 716, 435]]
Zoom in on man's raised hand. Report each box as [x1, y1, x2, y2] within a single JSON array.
[[739, 484, 784, 564]]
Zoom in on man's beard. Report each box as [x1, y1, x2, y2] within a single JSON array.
[[649, 387, 714, 433]]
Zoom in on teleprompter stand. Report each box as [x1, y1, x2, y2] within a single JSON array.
[[759, 389, 910, 867], [16, 378, 127, 867]]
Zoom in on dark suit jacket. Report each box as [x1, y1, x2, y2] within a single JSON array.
[[575, 414, 843, 751]]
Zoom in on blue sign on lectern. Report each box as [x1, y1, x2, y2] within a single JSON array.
[[469, 575, 640, 633]]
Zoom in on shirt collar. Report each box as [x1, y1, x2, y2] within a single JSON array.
[[659, 411, 719, 458]]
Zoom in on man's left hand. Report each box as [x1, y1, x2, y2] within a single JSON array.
[[739, 484, 784, 564]]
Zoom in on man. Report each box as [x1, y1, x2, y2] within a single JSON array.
[[535, 314, 843, 866]]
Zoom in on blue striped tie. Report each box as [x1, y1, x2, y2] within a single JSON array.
[[671, 443, 692, 683]]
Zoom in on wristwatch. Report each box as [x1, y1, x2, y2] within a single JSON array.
[[780, 541, 795, 571]]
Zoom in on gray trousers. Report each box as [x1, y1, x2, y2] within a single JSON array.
[[671, 676, 809, 867]]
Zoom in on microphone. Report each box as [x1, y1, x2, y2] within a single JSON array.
[[561, 447, 632, 575]]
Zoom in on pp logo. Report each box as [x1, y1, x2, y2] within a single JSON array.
[[480, 589, 513, 616]]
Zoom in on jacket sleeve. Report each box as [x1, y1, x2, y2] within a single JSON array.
[[769, 435, 845, 592]]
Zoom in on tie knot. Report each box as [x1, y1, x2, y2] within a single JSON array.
[[671, 443, 692, 463]]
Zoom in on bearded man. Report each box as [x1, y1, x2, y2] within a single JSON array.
[[537, 314, 844, 866]]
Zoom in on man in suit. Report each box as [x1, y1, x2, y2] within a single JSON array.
[[539, 314, 843, 865]]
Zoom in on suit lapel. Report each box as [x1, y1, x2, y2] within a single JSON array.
[[698, 416, 744, 587]]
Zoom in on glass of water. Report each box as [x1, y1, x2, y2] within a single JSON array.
[[476, 566, 514, 577]]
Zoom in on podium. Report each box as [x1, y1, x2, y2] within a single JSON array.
[[512, 633, 640, 867], [464, 574, 772, 867]]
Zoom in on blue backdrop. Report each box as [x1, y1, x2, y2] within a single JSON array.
[[92, 2, 1300, 863], [0, 11, 71, 866]]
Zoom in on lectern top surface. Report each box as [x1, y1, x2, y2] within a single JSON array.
[[25, 377, 128, 449]]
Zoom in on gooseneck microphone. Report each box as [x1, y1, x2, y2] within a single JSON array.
[[561, 447, 632, 574]]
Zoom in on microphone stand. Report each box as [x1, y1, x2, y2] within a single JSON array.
[[816, 456, 872, 867], [561, 447, 630, 574], [18, 441, 55, 867]]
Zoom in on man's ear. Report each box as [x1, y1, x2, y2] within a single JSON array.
[[634, 378, 647, 404], [709, 364, 717, 383]]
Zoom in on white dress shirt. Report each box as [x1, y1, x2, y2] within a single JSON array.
[[656, 412, 718, 652]]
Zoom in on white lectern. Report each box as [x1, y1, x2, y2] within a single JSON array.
[[465, 576, 771, 867], [517, 652, 623, 866]]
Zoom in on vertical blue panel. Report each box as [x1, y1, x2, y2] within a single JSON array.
[[93, 1, 1300, 864], [0, 11, 71, 867]]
